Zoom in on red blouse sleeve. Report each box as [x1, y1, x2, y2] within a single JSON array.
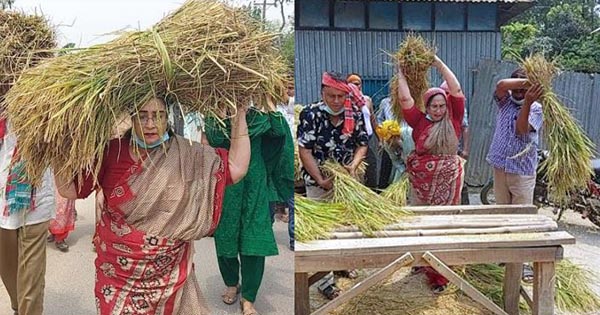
[[449, 94, 465, 125], [208, 148, 232, 236], [215, 148, 233, 186], [74, 163, 105, 199], [402, 105, 425, 129]]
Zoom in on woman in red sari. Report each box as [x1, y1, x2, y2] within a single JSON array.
[[55, 97, 250, 315], [397, 55, 466, 292]]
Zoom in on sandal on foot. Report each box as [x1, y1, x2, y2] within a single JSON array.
[[318, 283, 340, 300], [240, 299, 259, 315], [432, 284, 447, 294], [55, 241, 69, 252], [222, 285, 240, 305], [522, 264, 534, 283]]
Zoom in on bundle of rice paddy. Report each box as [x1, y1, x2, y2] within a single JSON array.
[[390, 35, 435, 119], [555, 259, 600, 313], [522, 54, 595, 203], [321, 160, 411, 236], [381, 175, 410, 207], [0, 10, 56, 93], [4, 0, 287, 185], [295, 194, 345, 242]]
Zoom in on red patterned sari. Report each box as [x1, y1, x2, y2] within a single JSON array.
[[406, 152, 464, 206], [79, 136, 230, 315]]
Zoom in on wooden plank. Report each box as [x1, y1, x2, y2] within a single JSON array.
[[296, 247, 563, 272], [503, 263, 522, 315], [308, 272, 329, 287], [296, 231, 575, 257], [295, 273, 310, 315], [330, 224, 557, 239], [520, 286, 534, 310], [312, 253, 415, 315], [333, 214, 554, 232], [533, 261, 555, 315], [423, 252, 509, 315], [407, 204, 537, 215]]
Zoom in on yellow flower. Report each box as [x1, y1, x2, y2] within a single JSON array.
[[376, 120, 401, 142]]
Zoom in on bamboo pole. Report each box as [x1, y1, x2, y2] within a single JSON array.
[[329, 224, 558, 239]]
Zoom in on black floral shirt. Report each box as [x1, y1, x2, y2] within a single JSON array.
[[297, 102, 369, 187]]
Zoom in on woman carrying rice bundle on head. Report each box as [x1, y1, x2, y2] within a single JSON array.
[[396, 54, 466, 292], [55, 96, 251, 315], [397, 55, 465, 206]]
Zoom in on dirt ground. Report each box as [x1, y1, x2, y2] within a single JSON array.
[[308, 190, 600, 315]]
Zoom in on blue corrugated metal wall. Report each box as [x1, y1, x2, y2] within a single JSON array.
[[294, 30, 502, 106]]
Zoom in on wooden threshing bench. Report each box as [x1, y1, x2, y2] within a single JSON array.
[[295, 205, 576, 315]]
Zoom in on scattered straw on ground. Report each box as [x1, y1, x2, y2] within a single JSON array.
[[310, 268, 493, 315], [308, 260, 600, 315]]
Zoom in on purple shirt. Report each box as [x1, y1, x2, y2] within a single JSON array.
[[486, 94, 543, 176]]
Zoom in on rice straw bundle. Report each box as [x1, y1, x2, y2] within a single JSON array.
[[4, 0, 287, 185], [0, 10, 56, 93], [522, 54, 595, 203], [555, 259, 600, 312], [381, 175, 410, 207], [390, 35, 435, 119], [321, 160, 411, 236], [295, 194, 345, 242]]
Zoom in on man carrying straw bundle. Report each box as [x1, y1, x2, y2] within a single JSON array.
[[55, 97, 251, 315], [0, 10, 57, 315], [396, 54, 466, 292], [486, 68, 543, 282], [487, 68, 543, 206], [296, 71, 369, 299]]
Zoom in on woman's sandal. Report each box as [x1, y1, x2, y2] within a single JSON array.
[[222, 285, 240, 305], [240, 298, 259, 315]]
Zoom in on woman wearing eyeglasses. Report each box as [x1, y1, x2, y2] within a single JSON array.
[[55, 96, 251, 315]]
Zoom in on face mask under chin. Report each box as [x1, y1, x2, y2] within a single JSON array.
[[323, 105, 344, 116], [510, 96, 525, 106]]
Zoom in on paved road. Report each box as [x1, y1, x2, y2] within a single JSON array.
[[0, 195, 294, 315]]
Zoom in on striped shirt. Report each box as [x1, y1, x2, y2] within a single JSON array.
[[486, 94, 543, 176]]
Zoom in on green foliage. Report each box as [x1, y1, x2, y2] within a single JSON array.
[[502, 0, 600, 73], [501, 22, 539, 60], [280, 30, 294, 71]]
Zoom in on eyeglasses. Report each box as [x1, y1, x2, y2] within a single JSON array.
[[134, 112, 167, 124]]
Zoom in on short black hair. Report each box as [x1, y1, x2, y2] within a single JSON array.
[[511, 68, 527, 79]]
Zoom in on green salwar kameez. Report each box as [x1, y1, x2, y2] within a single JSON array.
[[205, 109, 294, 302]]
